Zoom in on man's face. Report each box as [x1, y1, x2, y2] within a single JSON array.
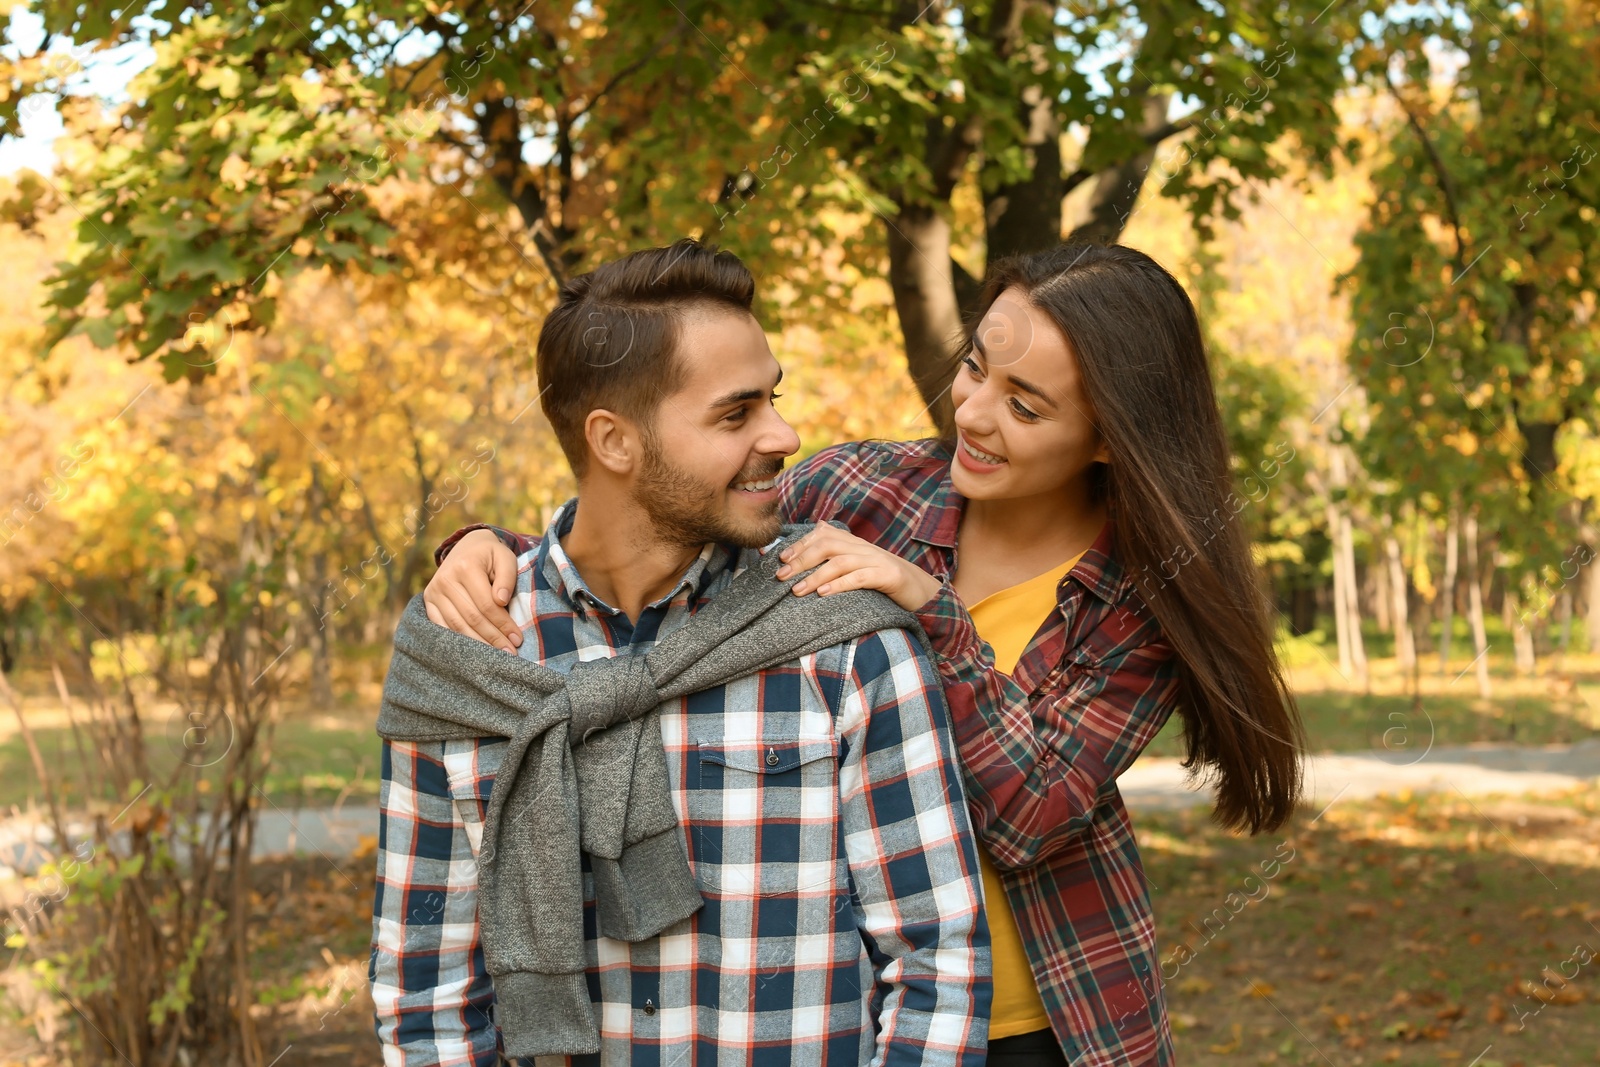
[[632, 307, 801, 549]]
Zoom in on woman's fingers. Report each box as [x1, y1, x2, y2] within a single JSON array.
[[424, 536, 522, 650], [425, 559, 518, 652], [791, 553, 881, 596], [776, 527, 856, 578], [485, 542, 523, 647], [449, 574, 520, 651], [430, 592, 500, 649]]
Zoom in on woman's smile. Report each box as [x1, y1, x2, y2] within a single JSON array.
[[956, 432, 1008, 472]]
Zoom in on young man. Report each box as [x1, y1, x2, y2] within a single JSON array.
[[369, 240, 990, 1067]]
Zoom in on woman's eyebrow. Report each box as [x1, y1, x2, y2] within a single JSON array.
[[1006, 373, 1060, 409], [973, 331, 1059, 408]]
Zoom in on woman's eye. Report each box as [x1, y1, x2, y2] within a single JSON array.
[[961, 355, 982, 376], [770, 391, 783, 401], [1009, 397, 1040, 420]]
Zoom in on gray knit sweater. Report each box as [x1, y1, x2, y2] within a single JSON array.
[[376, 522, 929, 1058]]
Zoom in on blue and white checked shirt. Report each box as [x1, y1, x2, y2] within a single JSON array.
[[370, 501, 991, 1067]]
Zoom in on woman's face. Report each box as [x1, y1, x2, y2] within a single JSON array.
[[949, 287, 1109, 501]]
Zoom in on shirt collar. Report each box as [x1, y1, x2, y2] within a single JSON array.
[[1071, 519, 1128, 607], [537, 497, 729, 617], [911, 455, 1128, 607]]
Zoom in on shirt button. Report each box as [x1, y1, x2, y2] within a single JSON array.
[[765, 749, 780, 767], [642, 998, 656, 1015]]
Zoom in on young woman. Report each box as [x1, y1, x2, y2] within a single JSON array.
[[424, 242, 1304, 1067]]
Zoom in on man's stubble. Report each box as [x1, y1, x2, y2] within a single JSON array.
[[633, 433, 784, 551]]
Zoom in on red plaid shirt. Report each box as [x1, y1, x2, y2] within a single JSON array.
[[438, 438, 1180, 1066]]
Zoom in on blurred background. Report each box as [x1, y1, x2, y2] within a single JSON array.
[[0, 1, 1598, 1064]]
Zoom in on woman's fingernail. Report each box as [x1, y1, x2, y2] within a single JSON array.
[[775, 565, 789, 578]]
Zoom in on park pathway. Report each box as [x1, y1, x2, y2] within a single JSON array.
[[1116, 737, 1600, 810], [2, 739, 1599, 876]]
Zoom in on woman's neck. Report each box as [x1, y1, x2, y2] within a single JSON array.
[[957, 473, 1108, 565]]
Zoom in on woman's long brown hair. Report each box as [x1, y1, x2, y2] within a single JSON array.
[[950, 243, 1304, 834]]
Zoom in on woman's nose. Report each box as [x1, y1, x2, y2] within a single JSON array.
[[954, 387, 996, 434]]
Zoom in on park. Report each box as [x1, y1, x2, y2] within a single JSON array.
[[0, 1, 1598, 1065]]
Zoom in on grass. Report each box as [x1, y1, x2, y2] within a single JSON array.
[[1144, 784, 1600, 1066], [1141, 617, 1600, 759], [0, 645, 391, 813], [4, 615, 1600, 811]]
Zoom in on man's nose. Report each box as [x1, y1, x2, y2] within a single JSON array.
[[758, 406, 801, 458]]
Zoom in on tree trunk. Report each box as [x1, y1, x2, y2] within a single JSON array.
[[1326, 446, 1367, 687], [1463, 511, 1493, 698], [1371, 546, 1392, 634], [1329, 511, 1352, 674], [1341, 510, 1368, 687], [1558, 589, 1574, 659], [1509, 577, 1537, 675], [305, 550, 334, 707], [1439, 508, 1459, 673], [1289, 584, 1316, 636], [984, 102, 1062, 260], [1589, 541, 1600, 654], [1384, 520, 1414, 671], [981, 0, 1061, 258], [885, 202, 966, 437]]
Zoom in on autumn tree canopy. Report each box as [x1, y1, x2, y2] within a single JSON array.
[[4, 0, 1360, 427]]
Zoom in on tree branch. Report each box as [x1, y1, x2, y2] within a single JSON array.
[[1384, 65, 1467, 274], [1060, 115, 1193, 196]]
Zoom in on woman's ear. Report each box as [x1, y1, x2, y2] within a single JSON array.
[[1092, 431, 1111, 466]]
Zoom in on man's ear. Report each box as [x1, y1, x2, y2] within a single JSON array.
[[584, 409, 641, 475]]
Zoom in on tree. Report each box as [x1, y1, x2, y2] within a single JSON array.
[[4, 0, 1358, 430], [1342, 0, 1600, 655]]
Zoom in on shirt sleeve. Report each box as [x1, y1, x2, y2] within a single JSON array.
[[777, 441, 882, 525], [835, 627, 991, 1067], [369, 739, 501, 1067], [434, 524, 540, 568], [910, 580, 1181, 872]]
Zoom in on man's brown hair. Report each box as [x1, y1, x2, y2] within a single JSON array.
[[537, 239, 757, 476]]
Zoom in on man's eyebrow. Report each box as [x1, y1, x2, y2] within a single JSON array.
[[708, 366, 783, 409]]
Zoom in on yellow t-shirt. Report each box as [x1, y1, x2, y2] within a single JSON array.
[[966, 551, 1084, 1040]]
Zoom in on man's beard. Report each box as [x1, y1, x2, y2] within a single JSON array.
[[634, 436, 783, 550]]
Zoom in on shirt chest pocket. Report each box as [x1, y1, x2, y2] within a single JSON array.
[[688, 737, 842, 897]]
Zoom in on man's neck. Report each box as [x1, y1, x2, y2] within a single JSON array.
[[562, 487, 706, 623]]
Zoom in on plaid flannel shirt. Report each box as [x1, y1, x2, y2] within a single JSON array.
[[440, 439, 1180, 1066], [375, 499, 991, 1067]]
